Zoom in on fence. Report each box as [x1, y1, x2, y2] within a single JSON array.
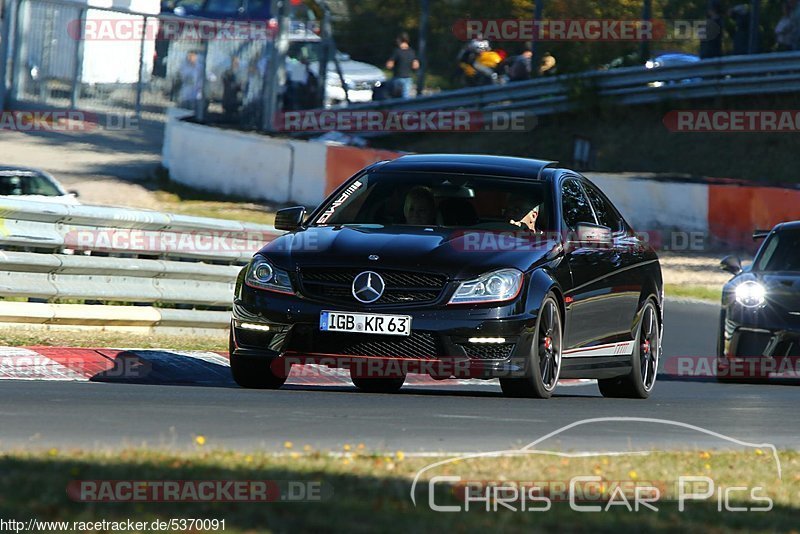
[[4, 0, 800, 130], [0, 197, 282, 333], [0, 0, 276, 125], [344, 50, 800, 117]]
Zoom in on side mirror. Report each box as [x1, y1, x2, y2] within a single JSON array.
[[573, 222, 613, 245], [752, 229, 770, 240], [720, 255, 742, 275], [67, 189, 80, 198], [274, 206, 306, 231]]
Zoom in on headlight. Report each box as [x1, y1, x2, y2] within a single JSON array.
[[245, 256, 294, 294], [735, 281, 766, 308], [449, 268, 523, 305]]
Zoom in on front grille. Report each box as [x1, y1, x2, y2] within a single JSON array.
[[458, 343, 516, 360], [289, 327, 440, 359], [299, 268, 447, 306], [734, 331, 771, 357]]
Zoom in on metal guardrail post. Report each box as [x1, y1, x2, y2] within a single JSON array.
[[69, 7, 85, 110], [197, 38, 208, 122], [134, 14, 147, 119], [0, 0, 13, 108]]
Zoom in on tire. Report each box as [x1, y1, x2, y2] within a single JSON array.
[[350, 369, 406, 393], [229, 332, 287, 389], [500, 293, 562, 399], [598, 300, 660, 399]]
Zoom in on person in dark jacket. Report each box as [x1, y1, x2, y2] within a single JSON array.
[[386, 32, 419, 98], [222, 57, 242, 122], [700, 0, 724, 58]]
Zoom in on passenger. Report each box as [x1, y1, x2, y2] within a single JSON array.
[[403, 186, 436, 225]]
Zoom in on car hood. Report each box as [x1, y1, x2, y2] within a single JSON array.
[[259, 225, 558, 279]]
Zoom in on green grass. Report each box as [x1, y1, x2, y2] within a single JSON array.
[[150, 167, 281, 226], [0, 327, 227, 351], [665, 284, 721, 303], [0, 449, 796, 533]]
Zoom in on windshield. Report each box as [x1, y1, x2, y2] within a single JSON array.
[[754, 229, 800, 272], [288, 41, 322, 63], [0, 171, 63, 196], [312, 171, 553, 231]]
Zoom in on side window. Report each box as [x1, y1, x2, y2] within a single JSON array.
[[561, 179, 596, 231], [583, 182, 622, 232]]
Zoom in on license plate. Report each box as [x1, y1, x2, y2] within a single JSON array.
[[320, 311, 411, 336]]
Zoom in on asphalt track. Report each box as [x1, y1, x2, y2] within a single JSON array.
[[0, 300, 797, 452]]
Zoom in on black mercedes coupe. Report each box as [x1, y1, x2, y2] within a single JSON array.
[[230, 154, 663, 398], [717, 221, 800, 381]]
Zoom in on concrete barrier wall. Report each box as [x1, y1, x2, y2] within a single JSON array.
[[164, 118, 800, 249], [586, 174, 710, 234]]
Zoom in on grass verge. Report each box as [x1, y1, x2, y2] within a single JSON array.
[[149, 167, 282, 226], [665, 284, 721, 303], [0, 328, 227, 352], [0, 449, 796, 532]]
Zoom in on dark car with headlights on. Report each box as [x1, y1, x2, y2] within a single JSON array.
[[231, 154, 663, 398], [717, 222, 800, 381]]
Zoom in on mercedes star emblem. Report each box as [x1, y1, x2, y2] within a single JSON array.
[[352, 271, 385, 304]]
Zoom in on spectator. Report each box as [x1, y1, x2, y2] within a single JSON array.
[[386, 32, 419, 98], [178, 50, 203, 113], [775, 0, 798, 50], [700, 0, 724, 58], [242, 57, 265, 128], [509, 43, 533, 82], [539, 51, 557, 76], [729, 4, 751, 55], [222, 57, 243, 122]]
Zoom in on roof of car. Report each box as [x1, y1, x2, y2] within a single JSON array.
[[377, 154, 557, 180], [775, 221, 800, 232], [0, 165, 46, 174]]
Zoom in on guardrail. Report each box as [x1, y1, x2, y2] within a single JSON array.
[[0, 198, 283, 334], [345, 51, 800, 116]]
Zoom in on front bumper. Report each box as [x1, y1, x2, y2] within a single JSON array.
[[718, 309, 800, 379], [231, 287, 538, 379]]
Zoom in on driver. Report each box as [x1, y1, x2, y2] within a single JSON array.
[[504, 196, 541, 232], [403, 186, 436, 225]]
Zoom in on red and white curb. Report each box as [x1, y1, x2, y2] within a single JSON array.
[[0, 347, 593, 388]]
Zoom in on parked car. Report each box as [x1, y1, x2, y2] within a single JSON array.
[[161, 0, 271, 20], [644, 52, 702, 87], [717, 222, 800, 381], [230, 154, 664, 399], [0, 166, 79, 204]]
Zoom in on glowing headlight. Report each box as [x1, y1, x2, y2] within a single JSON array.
[[449, 268, 523, 305], [735, 281, 766, 308], [245, 256, 293, 294]]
